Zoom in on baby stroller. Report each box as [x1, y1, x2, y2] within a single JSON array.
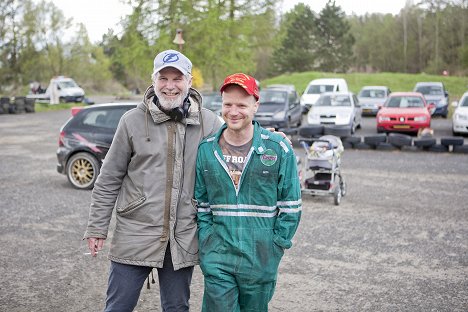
[[298, 135, 346, 205]]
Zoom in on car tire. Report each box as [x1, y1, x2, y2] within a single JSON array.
[[298, 125, 323, 138], [401, 146, 421, 152], [66, 152, 100, 190], [342, 141, 353, 149], [354, 142, 372, 150], [376, 142, 398, 151], [343, 136, 361, 147], [388, 133, 413, 147], [453, 145, 468, 154], [324, 125, 351, 138], [413, 137, 436, 148], [363, 134, 387, 147], [440, 137, 464, 147], [425, 144, 448, 153]]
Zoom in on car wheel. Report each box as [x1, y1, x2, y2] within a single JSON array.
[[66, 152, 100, 190], [354, 142, 372, 150], [343, 136, 361, 147]]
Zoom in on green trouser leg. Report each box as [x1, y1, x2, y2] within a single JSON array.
[[202, 270, 277, 312], [202, 270, 241, 312]]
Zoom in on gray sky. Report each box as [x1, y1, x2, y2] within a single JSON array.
[[48, 0, 408, 42]]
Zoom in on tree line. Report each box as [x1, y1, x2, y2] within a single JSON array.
[[0, 0, 467, 95]]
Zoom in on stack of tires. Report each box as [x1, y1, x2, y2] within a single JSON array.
[[0, 96, 35, 114], [0, 97, 9, 114], [296, 125, 468, 154]]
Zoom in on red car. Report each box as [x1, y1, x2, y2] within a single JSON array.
[[376, 92, 435, 134]]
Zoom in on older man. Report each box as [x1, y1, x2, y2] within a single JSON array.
[[195, 73, 302, 311], [84, 50, 222, 312]]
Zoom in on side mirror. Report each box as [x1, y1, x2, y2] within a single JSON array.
[[445, 91, 449, 97]]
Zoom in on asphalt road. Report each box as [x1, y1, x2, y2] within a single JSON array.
[[0, 104, 467, 311]]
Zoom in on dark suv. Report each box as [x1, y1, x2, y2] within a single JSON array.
[[254, 84, 302, 130], [57, 103, 137, 189]]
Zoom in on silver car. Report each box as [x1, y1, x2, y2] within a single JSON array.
[[307, 92, 362, 134], [358, 86, 391, 116]]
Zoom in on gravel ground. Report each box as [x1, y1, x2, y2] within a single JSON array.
[[0, 104, 467, 312]]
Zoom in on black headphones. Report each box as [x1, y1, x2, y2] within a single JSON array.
[[154, 94, 191, 122]]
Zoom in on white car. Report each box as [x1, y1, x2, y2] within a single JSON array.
[[300, 78, 349, 114], [452, 91, 468, 135], [307, 92, 362, 134]]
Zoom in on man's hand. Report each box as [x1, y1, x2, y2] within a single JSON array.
[[87, 237, 105, 257], [266, 127, 293, 145]]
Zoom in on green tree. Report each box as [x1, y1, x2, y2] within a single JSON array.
[[314, 0, 354, 72], [270, 3, 317, 75]]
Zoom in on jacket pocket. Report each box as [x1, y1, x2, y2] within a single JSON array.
[[117, 196, 146, 216]]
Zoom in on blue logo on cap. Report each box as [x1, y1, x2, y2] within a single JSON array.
[[163, 53, 179, 63]]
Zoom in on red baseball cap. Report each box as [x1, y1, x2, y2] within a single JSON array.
[[220, 73, 259, 100]]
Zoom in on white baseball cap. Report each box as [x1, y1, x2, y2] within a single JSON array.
[[153, 50, 192, 76]]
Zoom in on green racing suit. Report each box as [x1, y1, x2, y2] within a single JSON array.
[[195, 121, 302, 311]]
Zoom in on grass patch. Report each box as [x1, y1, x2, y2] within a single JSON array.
[[262, 72, 468, 101], [35, 102, 86, 112]]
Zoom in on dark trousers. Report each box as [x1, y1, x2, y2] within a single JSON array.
[[104, 246, 194, 312]]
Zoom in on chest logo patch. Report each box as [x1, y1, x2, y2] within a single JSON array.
[[260, 149, 277, 166]]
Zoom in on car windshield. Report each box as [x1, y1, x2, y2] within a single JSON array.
[[359, 89, 386, 98], [316, 94, 351, 107], [415, 85, 443, 95], [306, 84, 334, 94], [58, 80, 78, 89], [386, 96, 424, 108], [460, 97, 468, 107], [203, 94, 222, 110], [259, 90, 287, 105]]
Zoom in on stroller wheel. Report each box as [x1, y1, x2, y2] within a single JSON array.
[[334, 185, 342, 205], [340, 177, 346, 197]]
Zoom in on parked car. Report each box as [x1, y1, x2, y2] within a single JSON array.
[[255, 86, 302, 130], [57, 103, 137, 189], [300, 78, 349, 114], [452, 91, 468, 135], [27, 76, 85, 103], [413, 82, 449, 118], [307, 92, 362, 134], [358, 86, 391, 116], [202, 92, 222, 116], [376, 92, 435, 134]]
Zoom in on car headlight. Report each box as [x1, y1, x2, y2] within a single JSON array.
[[273, 111, 286, 120], [414, 116, 427, 122], [307, 113, 320, 124], [378, 115, 390, 122], [455, 113, 468, 121], [439, 98, 447, 106]]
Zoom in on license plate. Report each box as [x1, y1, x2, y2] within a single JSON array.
[[363, 109, 372, 112], [394, 125, 410, 129]]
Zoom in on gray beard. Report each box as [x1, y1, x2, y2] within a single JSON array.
[[154, 88, 189, 111]]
